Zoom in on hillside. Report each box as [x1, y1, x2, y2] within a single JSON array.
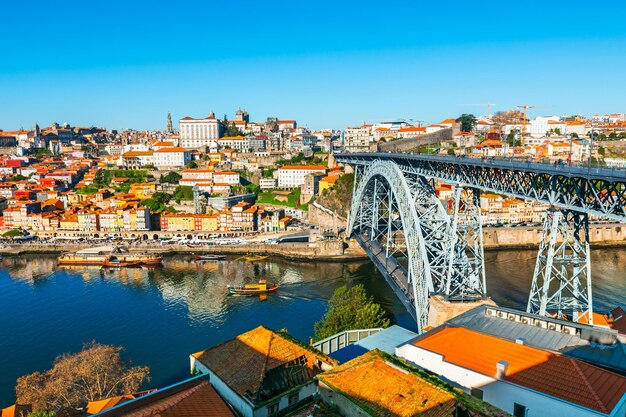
[[315, 173, 354, 218]]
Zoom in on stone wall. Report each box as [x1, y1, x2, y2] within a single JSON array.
[[379, 128, 453, 153], [308, 203, 346, 230], [483, 225, 626, 249]]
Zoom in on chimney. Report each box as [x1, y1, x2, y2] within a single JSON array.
[[496, 360, 508, 380], [515, 338, 526, 345]]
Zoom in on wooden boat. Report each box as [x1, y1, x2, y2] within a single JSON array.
[[228, 280, 279, 295], [58, 246, 163, 266], [192, 253, 225, 261], [244, 255, 269, 262], [103, 256, 142, 268]]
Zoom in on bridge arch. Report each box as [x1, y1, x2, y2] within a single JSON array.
[[347, 160, 432, 332]]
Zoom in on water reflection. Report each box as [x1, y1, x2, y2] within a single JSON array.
[[1, 249, 624, 406]]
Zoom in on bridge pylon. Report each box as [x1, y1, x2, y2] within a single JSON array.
[[445, 186, 487, 301], [527, 209, 593, 324]]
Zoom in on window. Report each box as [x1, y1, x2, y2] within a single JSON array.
[[513, 403, 527, 417], [470, 388, 483, 400], [267, 402, 279, 416], [288, 392, 299, 406]]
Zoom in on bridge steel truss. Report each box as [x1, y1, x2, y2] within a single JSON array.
[[338, 153, 626, 220], [347, 160, 487, 332], [339, 153, 626, 328]]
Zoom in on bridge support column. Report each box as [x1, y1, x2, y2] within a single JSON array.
[[445, 186, 487, 301], [527, 209, 593, 324]]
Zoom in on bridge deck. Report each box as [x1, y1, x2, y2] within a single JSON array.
[[336, 152, 626, 219]]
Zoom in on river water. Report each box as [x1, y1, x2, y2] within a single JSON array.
[[0, 249, 624, 404]]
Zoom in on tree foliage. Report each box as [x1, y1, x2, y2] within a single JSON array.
[[222, 115, 244, 136], [16, 342, 150, 412], [159, 171, 182, 184], [173, 185, 194, 203], [3, 229, 25, 238], [314, 284, 390, 340], [141, 192, 172, 212], [455, 114, 477, 133]]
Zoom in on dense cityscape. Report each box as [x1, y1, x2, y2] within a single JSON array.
[[3, 1, 626, 416], [0, 108, 625, 417]]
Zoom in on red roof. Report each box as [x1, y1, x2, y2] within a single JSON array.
[[412, 327, 626, 414], [155, 147, 189, 153], [279, 165, 327, 171]]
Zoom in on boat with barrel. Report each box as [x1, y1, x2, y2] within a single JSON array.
[[102, 255, 142, 268], [58, 246, 163, 266], [192, 253, 226, 261], [243, 255, 269, 262], [228, 279, 279, 295]]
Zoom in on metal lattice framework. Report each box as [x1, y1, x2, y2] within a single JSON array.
[[527, 209, 593, 323], [446, 187, 487, 301], [348, 160, 488, 332], [348, 161, 432, 331], [339, 153, 626, 328], [337, 153, 626, 220]]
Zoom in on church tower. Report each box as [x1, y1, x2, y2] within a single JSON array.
[[167, 112, 173, 133]]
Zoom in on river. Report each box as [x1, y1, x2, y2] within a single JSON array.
[[0, 249, 624, 404]]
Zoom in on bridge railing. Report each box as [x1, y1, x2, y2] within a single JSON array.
[[336, 151, 626, 180], [312, 328, 383, 355]]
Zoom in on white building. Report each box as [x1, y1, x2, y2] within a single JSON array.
[[343, 126, 371, 151], [179, 112, 222, 149], [213, 171, 240, 185], [179, 169, 214, 186], [190, 326, 335, 417], [276, 165, 327, 188], [529, 116, 561, 137], [396, 326, 626, 417], [153, 147, 192, 169], [397, 126, 427, 138]]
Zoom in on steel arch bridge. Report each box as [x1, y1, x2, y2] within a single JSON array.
[[336, 152, 626, 333]]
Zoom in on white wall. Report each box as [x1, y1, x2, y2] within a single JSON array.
[[191, 355, 319, 417], [396, 344, 621, 417]]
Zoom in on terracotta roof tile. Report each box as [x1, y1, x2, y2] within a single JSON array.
[[193, 326, 336, 403], [95, 379, 233, 417], [318, 350, 455, 417], [412, 327, 626, 414]]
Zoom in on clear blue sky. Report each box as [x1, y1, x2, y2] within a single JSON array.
[[2, 1, 625, 131]]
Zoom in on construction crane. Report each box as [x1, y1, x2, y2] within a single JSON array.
[[461, 103, 497, 118], [516, 104, 546, 139]]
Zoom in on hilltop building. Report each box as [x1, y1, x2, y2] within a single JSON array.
[[179, 112, 222, 149]]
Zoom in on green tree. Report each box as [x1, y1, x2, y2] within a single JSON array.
[[185, 160, 198, 169], [222, 115, 243, 136], [160, 171, 182, 184], [173, 185, 194, 203], [447, 148, 456, 155], [455, 114, 477, 133], [598, 146, 606, 156], [314, 284, 390, 340], [141, 192, 171, 212], [3, 229, 25, 238]]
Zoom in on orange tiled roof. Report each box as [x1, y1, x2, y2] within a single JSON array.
[[412, 327, 626, 414], [318, 350, 455, 417], [93, 380, 234, 417], [576, 311, 611, 327], [279, 165, 327, 171], [193, 326, 336, 401], [154, 147, 189, 153], [87, 395, 135, 414]]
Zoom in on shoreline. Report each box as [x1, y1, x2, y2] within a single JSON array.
[[2, 238, 626, 261]]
